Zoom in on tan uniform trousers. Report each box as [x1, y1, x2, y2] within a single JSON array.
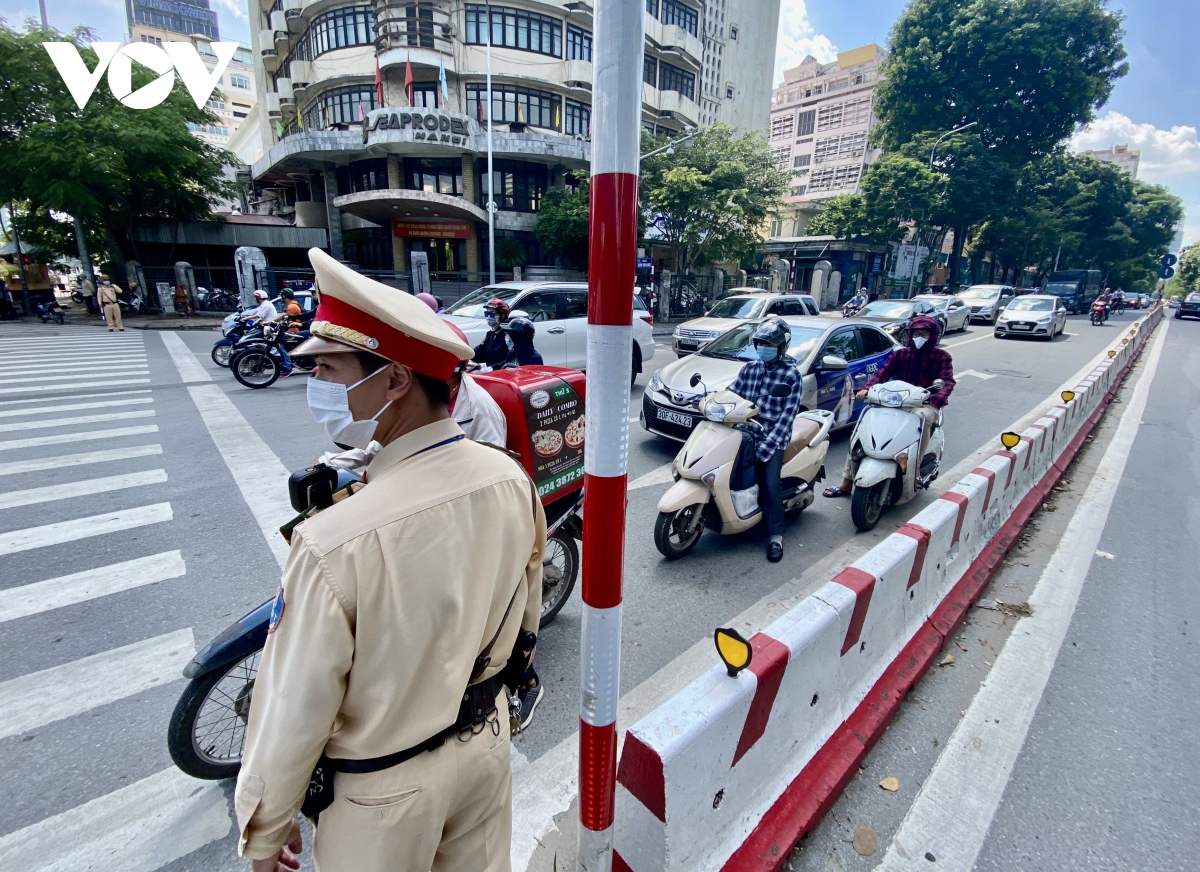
[[103, 302, 124, 330], [313, 692, 512, 872], [843, 405, 940, 482]]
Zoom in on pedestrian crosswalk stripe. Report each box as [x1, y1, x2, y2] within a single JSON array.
[[0, 501, 173, 556], [0, 352, 150, 364], [160, 331, 213, 384], [0, 444, 163, 477], [0, 628, 194, 741], [0, 342, 145, 353], [0, 409, 156, 433], [0, 765, 231, 872], [0, 396, 154, 418], [0, 378, 152, 395], [0, 468, 168, 510], [2, 361, 149, 376], [0, 388, 152, 407], [0, 424, 159, 452], [0, 550, 186, 623], [0, 368, 150, 386], [0, 336, 145, 346]]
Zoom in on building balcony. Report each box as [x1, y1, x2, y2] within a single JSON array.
[[333, 188, 489, 227], [265, 93, 282, 117], [259, 31, 281, 70], [288, 60, 314, 91], [564, 59, 592, 91], [284, 0, 304, 32], [644, 85, 698, 128], [374, 1, 454, 58], [657, 24, 702, 71], [277, 78, 294, 105]]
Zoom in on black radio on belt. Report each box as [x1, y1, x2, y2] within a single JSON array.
[[288, 464, 340, 512]]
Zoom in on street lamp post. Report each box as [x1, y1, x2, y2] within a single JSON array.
[[909, 121, 977, 296], [641, 129, 698, 160]]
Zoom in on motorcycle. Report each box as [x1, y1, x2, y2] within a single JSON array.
[[845, 379, 945, 532], [843, 296, 867, 318], [118, 290, 143, 316], [211, 309, 253, 367], [228, 320, 316, 388], [35, 300, 65, 324], [653, 376, 833, 559], [167, 464, 584, 781], [1091, 301, 1107, 326]]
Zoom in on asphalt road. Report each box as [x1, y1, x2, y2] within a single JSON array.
[[0, 307, 1154, 871]]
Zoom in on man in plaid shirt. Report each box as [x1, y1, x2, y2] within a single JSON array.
[[729, 318, 802, 563]]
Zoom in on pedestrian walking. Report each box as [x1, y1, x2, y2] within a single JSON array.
[[234, 248, 544, 872], [0, 277, 16, 320], [98, 275, 124, 331]]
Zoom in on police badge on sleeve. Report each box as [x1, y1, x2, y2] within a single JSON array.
[[267, 583, 285, 634]]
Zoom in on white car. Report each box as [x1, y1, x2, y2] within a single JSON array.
[[672, 292, 821, 356], [994, 294, 1068, 341], [442, 282, 655, 380], [913, 293, 971, 333]]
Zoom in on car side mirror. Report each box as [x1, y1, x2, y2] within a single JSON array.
[[689, 372, 703, 387], [768, 383, 792, 398], [820, 355, 848, 371], [509, 309, 530, 320]]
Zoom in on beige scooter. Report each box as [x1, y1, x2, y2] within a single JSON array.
[[653, 382, 833, 559]]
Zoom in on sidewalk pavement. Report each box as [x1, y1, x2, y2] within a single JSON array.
[[8, 311, 225, 331]]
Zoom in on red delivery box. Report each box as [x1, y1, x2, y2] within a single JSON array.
[[471, 367, 586, 502]]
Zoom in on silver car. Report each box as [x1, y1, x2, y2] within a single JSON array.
[[959, 285, 1015, 324], [994, 294, 1068, 341], [913, 293, 971, 333], [671, 292, 820, 356]]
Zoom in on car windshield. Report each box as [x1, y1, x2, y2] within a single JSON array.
[[705, 297, 767, 319], [859, 301, 914, 319], [916, 296, 949, 311], [960, 288, 1002, 301], [1006, 298, 1054, 311], [1043, 283, 1077, 296], [699, 322, 825, 362], [1188, 293, 1200, 303], [445, 285, 523, 318]]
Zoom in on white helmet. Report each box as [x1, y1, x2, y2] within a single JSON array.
[[253, 290, 268, 300]]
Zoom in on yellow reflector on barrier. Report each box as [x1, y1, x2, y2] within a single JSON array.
[[1108, 350, 1117, 358], [1061, 390, 1076, 403], [1122, 338, 1129, 345], [714, 628, 752, 677], [1000, 431, 1021, 450]]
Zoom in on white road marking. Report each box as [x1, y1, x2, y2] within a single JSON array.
[[0, 409, 156, 433], [628, 462, 675, 491], [0, 550, 186, 623], [957, 369, 996, 381], [0, 444, 162, 477], [0, 628, 194, 740], [0, 368, 149, 385], [0, 765, 231, 872], [0, 388, 152, 407], [159, 331, 213, 383], [185, 385, 292, 566], [0, 502, 173, 556], [0, 468, 167, 510], [0, 337, 144, 347], [944, 333, 993, 349], [0, 350, 148, 361], [0, 396, 154, 419], [0, 424, 159, 452], [0, 378, 152, 395], [1, 361, 149, 377], [876, 319, 1170, 872]]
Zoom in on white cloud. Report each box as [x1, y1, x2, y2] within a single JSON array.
[[211, 0, 247, 23], [774, 0, 837, 87], [1072, 111, 1200, 179]]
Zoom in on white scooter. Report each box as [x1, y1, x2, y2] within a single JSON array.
[[846, 379, 945, 532], [654, 377, 833, 559]]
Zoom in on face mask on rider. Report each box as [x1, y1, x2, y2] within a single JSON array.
[[306, 364, 393, 449], [756, 344, 779, 363], [912, 335, 929, 349]]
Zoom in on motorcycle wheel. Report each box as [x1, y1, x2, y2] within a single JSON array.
[[231, 350, 280, 388], [211, 341, 232, 367], [54, 312, 64, 324], [167, 650, 260, 780], [71, 291, 85, 303], [851, 481, 888, 532], [540, 529, 579, 626], [654, 505, 704, 559]]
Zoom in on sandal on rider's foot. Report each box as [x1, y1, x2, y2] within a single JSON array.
[[823, 486, 851, 498]]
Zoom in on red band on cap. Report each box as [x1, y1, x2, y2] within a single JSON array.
[[315, 295, 460, 380]]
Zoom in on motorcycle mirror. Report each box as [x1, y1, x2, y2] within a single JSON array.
[[768, 383, 792, 398], [689, 372, 703, 387], [931, 379, 945, 390]]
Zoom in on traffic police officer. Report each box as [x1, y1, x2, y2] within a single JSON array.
[[235, 248, 545, 872]]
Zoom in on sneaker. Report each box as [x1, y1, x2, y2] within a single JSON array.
[[515, 683, 544, 732], [767, 541, 784, 563], [280, 368, 294, 378]]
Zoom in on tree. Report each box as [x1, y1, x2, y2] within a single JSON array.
[[640, 124, 787, 273], [804, 194, 867, 238], [534, 174, 590, 267], [0, 22, 238, 279], [1173, 245, 1200, 294]]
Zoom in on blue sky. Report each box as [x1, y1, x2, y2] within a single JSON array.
[[3, 0, 1196, 243]]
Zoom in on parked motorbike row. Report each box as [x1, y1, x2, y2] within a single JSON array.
[[212, 308, 316, 388]]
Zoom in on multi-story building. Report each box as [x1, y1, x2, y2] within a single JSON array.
[[766, 43, 885, 238], [1077, 143, 1140, 178], [696, 0, 779, 130], [238, 0, 777, 274], [124, 0, 258, 150]]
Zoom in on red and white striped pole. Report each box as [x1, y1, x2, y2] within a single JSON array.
[[578, 0, 643, 867]]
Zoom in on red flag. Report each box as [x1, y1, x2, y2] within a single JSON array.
[[375, 58, 384, 108], [404, 56, 414, 107]]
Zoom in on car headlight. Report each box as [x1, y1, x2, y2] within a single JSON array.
[[648, 372, 663, 393], [882, 322, 903, 335], [979, 306, 993, 314], [1037, 315, 1053, 323], [704, 400, 734, 422], [878, 388, 908, 408]]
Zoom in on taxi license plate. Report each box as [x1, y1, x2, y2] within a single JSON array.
[[657, 408, 693, 427]]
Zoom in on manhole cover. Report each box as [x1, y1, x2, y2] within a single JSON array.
[[985, 368, 1031, 378]]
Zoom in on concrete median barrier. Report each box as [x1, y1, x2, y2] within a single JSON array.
[[613, 307, 1163, 872]]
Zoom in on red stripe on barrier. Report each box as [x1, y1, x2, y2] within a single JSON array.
[[580, 719, 620, 830], [832, 568, 876, 656], [587, 172, 639, 326], [616, 729, 665, 823], [581, 473, 628, 610], [1019, 435, 1034, 467], [896, 524, 931, 590], [732, 634, 791, 766], [1029, 423, 1048, 451], [940, 491, 969, 545], [614, 851, 635, 872], [970, 467, 996, 513], [997, 450, 1017, 488]]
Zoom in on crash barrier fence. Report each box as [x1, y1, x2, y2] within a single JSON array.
[[613, 306, 1164, 872]]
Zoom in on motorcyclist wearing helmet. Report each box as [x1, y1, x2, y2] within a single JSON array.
[[824, 314, 955, 498], [503, 316, 544, 366], [728, 317, 803, 563], [474, 297, 513, 368]]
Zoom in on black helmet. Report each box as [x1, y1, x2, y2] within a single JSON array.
[[752, 317, 791, 349], [504, 316, 536, 344], [280, 289, 294, 299]]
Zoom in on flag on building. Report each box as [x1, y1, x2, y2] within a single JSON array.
[[358, 101, 365, 123], [438, 57, 448, 101], [296, 107, 304, 129], [404, 56, 415, 107], [375, 58, 385, 107], [275, 119, 284, 138]]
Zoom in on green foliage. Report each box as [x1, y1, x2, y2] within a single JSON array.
[[495, 237, 527, 269], [640, 124, 787, 272], [805, 194, 867, 238], [1173, 245, 1200, 294], [534, 174, 590, 267], [0, 21, 238, 269]]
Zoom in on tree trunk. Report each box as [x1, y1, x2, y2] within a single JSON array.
[[948, 224, 966, 291]]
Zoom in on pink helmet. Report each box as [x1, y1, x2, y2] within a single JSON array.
[[416, 292, 439, 312]]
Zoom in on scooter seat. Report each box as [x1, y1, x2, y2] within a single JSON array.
[[783, 416, 822, 463]]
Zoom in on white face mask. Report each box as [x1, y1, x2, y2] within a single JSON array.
[[307, 364, 393, 449], [912, 336, 928, 349]]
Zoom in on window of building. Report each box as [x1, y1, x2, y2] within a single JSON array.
[[565, 98, 590, 136], [659, 62, 696, 101], [770, 218, 783, 237], [644, 55, 658, 86], [140, 34, 163, 46], [483, 159, 548, 212], [827, 76, 850, 94], [337, 158, 389, 196], [771, 145, 791, 170], [302, 84, 378, 129], [791, 185, 806, 196], [308, 6, 373, 57], [465, 5, 562, 57], [725, 85, 733, 99], [566, 25, 592, 61], [645, 0, 658, 16], [730, 25, 738, 39], [404, 158, 464, 196], [843, 96, 872, 126], [793, 154, 811, 168], [770, 113, 794, 140], [659, 0, 698, 36], [796, 109, 815, 137], [817, 102, 843, 131], [206, 98, 226, 110], [411, 82, 439, 107], [466, 84, 561, 130], [233, 111, 248, 118], [233, 101, 252, 109]]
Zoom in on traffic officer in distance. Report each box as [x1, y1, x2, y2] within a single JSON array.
[[235, 248, 545, 872]]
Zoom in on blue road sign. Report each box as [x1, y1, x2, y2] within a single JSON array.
[[1162, 253, 1178, 268], [1159, 266, 1175, 279]]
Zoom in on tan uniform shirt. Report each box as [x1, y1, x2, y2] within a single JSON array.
[[235, 418, 545, 860], [98, 284, 120, 305]]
